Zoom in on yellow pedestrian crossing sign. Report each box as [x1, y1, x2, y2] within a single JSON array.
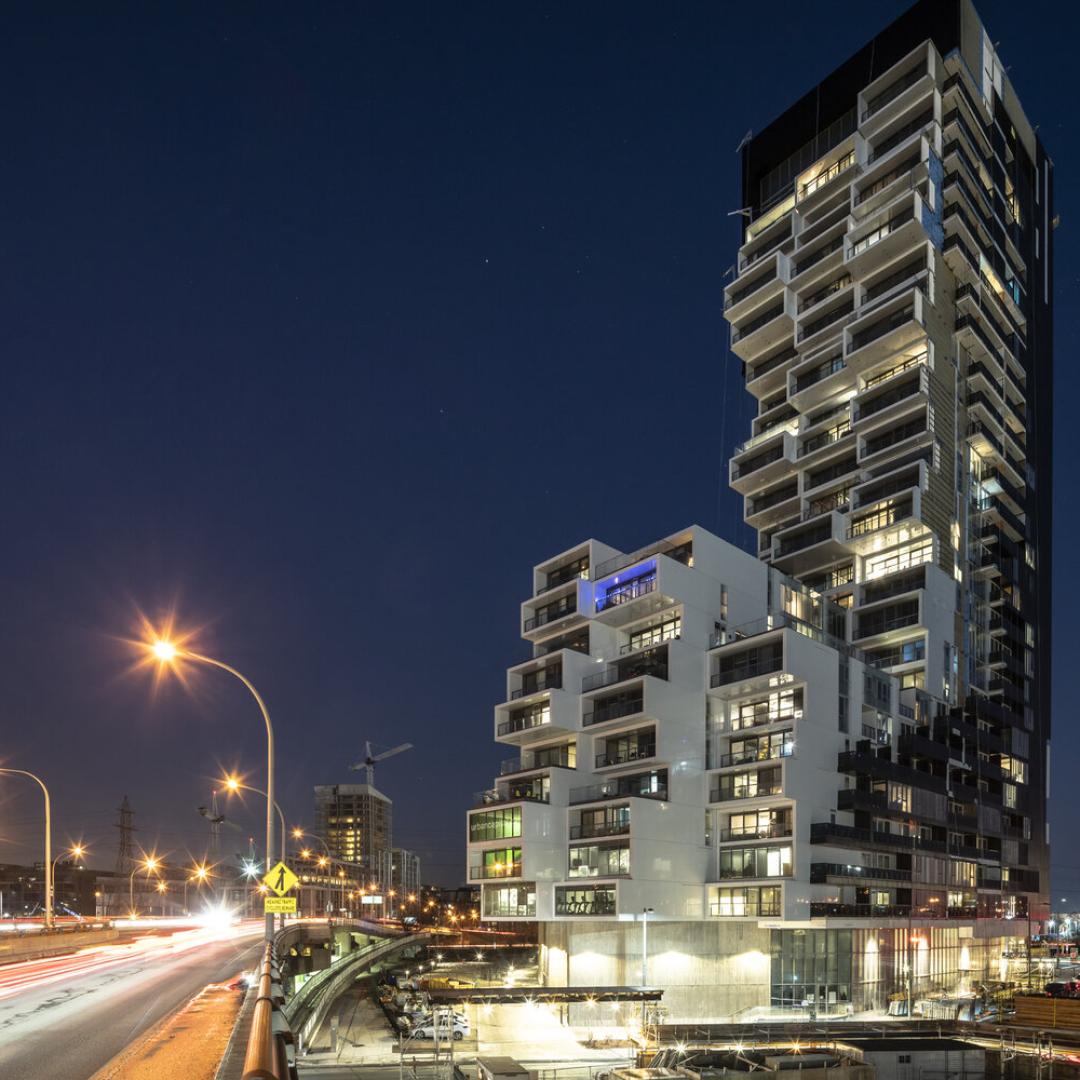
[[263, 861, 299, 897]]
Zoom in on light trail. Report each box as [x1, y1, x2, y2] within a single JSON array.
[[0, 920, 261, 1002]]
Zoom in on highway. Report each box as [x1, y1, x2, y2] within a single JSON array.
[[0, 921, 263, 1080]]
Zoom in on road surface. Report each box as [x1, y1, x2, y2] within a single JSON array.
[[0, 923, 263, 1080]]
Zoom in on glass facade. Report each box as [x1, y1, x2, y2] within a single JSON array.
[[469, 806, 521, 842], [771, 929, 852, 1012], [567, 842, 630, 878], [483, 883, 535, 918]]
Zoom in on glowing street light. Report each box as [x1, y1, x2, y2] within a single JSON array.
[[0, 769, 53, 929], [221, 774, 286, 865], [129, 855, 161, 915], [147, 632, 277, 942]]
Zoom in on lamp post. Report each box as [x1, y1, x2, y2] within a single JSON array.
[[640, 906, 654, 1030], [51, 844, 87, 917], [185, 864, 210, 914], [0, 769, 53, 930], [129, 856, 160, 915], [149, 638, 276, 943], [223, 776, 286, 865]]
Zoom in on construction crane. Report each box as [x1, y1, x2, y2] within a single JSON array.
[[348, 740, 413, 785]]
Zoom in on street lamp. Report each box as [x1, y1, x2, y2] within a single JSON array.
[[184, 863, 210, 913], [222, 775, 286, 865], [129, 856, 160, 915], [0, 769, 53, 930], [148, 636, 276, 942]]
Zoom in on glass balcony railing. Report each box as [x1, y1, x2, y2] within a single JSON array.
[[469, 862, 523, 880], [731, 302, 786, 344], [509, 666, 562, 700], [524, 596, 576, 631], [596, 741, 655, 768], [710, 900, 782, 917], [717, 743, 793, 768], [595, 571, 657, 613], [799, 151, 856, 199], [718, 823, 792, 842], [861, 64, 928, 121], [582, 644, 668, 692], [555, 888, 616, 916], [570, 820, 630, 840], [583, 693, 644, 727]]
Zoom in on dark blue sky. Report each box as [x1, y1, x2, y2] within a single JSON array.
[[0, 1, 1075, 894]]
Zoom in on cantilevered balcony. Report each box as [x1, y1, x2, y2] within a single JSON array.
[[495, 688, 579, 746], [770, 511, 848, 576], [709, 764, 784, 803], [729, 428, 797, 495], [595, 727, 656, 769], [844, 193, 931, 279], [730, 290, 797, 363], [724, 249, 791, 324], [858, 47, 937, 136], [569, 768, 668, 806], [521, 580, 585, 641]]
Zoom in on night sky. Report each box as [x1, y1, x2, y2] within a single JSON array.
[[0, 2, 1075, 896]]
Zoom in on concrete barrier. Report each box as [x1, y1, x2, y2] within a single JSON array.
[[0, 926, 119, 963]]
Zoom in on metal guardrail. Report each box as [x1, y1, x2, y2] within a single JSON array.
[[241, 943, 297, 1080], [285, 931, 433, 1053]]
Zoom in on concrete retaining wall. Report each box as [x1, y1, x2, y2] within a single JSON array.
[[539, 919, 771, 1023], [0, 926, 120, 964]]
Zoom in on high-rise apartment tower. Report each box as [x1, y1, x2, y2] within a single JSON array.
[[465, 0, 1051, 1022]]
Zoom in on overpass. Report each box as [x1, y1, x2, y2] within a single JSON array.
[[220, 918, 436, 1079]]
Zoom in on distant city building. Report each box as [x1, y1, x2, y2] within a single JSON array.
[[0, 861, 97, 918], [466, 0, 1051, 1022], [382, 848, 420, 914], [314, 782, 392, 882]]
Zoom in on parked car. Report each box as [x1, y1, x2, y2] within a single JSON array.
[[411, 1013, 469, 1040]]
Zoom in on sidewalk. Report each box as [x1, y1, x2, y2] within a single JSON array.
[[89, 980, 246, 1080]]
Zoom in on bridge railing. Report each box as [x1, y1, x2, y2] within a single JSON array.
[[242, 943, 297, 1080]]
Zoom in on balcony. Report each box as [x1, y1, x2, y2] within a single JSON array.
[[724, 252, 790, 324], [798, 420, 852, 459], [710, 768, 783, 803], [497, 701, 551, 738], [746, 346, 797, 390], [810, 863, 911, 884], [469, 861, 523, 880], [730, 292, 796, 362], [500, 745, 574, 775], [710, 897, 782, 917], [596, 740, 656, 769], [810, 902, 909, 919], [523, 594, 577, 634], [798, 150, 856, 201], [718, 823, 792, 842], [859, 415, 929, 466], [536, 555, 589, 596], [810, 821, 945, 853], [792, 233, 844, 280], [555, 887, 616, 917], [582, 643, 668, 693], [570, 770, 668, 805], [799, 273, 852, 315], [710, 646, 784, 690], [866, 109, 935, 165], [861, 62, 931, 123], [594, 569, 657, 614], [847, 496, 915, 542], [570, 820, 630, 840], [583, 690, 644, 727], [510, 665, 563, 700], [717, 742, 793, 769]]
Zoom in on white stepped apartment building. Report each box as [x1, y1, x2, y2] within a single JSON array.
[[466, 0, 1051, 1023]]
